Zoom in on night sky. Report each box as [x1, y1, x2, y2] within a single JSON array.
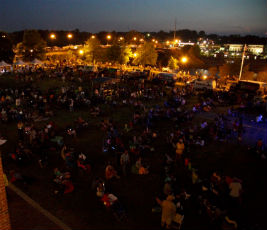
[[0, 0, 266, 35]]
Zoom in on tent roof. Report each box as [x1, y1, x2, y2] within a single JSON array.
[[14, 59, 28, 65], [0, 61, 11, 67], [31, 58, 43, 64]]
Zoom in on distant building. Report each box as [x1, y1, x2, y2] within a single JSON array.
[[225, 44, 264, 56], [247, 45, 264, 55]]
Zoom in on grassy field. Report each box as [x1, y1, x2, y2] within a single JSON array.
[[1, 75, 266, 230]]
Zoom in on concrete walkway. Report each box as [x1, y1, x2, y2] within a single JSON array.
[[7, 183, 72, 230]]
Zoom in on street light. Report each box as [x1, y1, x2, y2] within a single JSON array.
[[79, 50, 84, 55], [133, 53, 137, 57], [67, 33, 73, 39], [50, 33, 56, 39], [91, 35, 96, 39], [106, 35, 111, 45], [133, 37, 137, 41], [181, 57, 188, 63]]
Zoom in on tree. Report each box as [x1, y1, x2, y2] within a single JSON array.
[[199, 30, 206, 37], [0, 32, 14, 63], [106, 44, 121, 64], [84, 37, 102, 64], [168, 56, 178, 70], [157, 50, 171, 68], [125, 30, 143, 44], [119, 45, 132, 64], [16, 30, 46, 61], [105, 43, 132, 64], [133, 42, 158, 66]]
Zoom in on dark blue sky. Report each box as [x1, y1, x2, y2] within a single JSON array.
[[0, 0, 266, 35]]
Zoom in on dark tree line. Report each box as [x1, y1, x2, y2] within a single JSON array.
[[4, 29, 267, 48]]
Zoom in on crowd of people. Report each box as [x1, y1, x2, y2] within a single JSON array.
[[1, 65, 266, 230]]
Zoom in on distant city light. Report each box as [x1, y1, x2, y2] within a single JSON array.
[[79, 49, 84, 55], [67, 33, 73, 39], [107, 35, 111, 40], [91, 35, 96, 39]]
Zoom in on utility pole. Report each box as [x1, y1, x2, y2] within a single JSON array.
[[239, 44, 247, 81], [174, 18, 176, 41]]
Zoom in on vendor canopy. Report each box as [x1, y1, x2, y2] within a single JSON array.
[[30, 58, 43, 65], [0, 61, 11, 67], [14, 59, 28, 65]]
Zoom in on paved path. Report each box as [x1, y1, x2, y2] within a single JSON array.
[[7, 183, 72, 230]]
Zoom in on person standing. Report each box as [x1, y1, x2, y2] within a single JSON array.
[[120, 150, 130, 176], [175, 139, 185, 162], [156, 195, 177, 229]]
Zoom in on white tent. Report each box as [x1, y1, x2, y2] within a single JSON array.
[[0, 61, 11, 67], [14, 59, 28, 65], [31, 58, 43, 65]]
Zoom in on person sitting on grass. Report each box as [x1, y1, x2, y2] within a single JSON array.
[[105, 163, 120, 180], [77, 152, 91, 173], [53, 170, 74, 195]]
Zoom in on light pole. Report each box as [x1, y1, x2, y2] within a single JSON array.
[[50, 33, 56, 40], [49, 33, 56, 50], [239, 44, 247, 80], [67, 33, 73, 50], [181, 56, 188, 64], [106, 35, 111, 46]]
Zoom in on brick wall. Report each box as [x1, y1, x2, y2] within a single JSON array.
[[0, 152, 11, 230]]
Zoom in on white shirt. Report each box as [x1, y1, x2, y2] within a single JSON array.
[[229, 182, 242, 198]]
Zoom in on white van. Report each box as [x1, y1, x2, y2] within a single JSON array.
[[193, 79, 216, 90]]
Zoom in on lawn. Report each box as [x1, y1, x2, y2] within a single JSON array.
[[1, 75, 266, 230]]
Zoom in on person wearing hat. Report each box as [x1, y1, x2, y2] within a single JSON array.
[[156, 195, 176, 229]]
